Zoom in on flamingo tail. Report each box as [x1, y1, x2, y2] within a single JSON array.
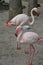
[[38, 37, 43, 41]]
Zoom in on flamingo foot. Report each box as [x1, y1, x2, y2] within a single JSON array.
[[17, 47, 21, 50], [28, 60, 32, 65], [24, 51, 29, 54], [16, 43, 21, 50]]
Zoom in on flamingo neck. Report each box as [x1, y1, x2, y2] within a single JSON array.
[[30, 10, 34, 25], [17, 30, 24, 40]]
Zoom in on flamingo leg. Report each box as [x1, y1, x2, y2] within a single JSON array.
[[28, 60, 32, 65], [24, 44, 29, 55], [24, 44, 35, 55], [28, 45, 33, 65], [16, 42, 21, 50], [30, 44, 35, 56], [28, 44, 35, 65], [16, 35, 21, 50]]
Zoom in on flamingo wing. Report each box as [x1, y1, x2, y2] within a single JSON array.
[[20, 32, 39, 44]]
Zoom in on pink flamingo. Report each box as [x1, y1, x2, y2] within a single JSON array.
[[15, 26, 43, 65], [6, 7, 40, 27]]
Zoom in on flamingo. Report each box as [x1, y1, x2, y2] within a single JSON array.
[[5, 7, 40, 27], [15, 26, 43, 65]]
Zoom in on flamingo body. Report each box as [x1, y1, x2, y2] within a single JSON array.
[[11, 14, 29, 23], [8, 14, 29, 26], [20, 32, 39, 44]]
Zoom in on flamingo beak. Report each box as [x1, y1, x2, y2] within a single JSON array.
[[33, 9, 40, 16], [37, 9, 40, 16], [5, 21, 12, 27], [15, 28, 19, 37]]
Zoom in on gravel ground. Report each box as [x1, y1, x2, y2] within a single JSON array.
[[0, 1, 43, 65]]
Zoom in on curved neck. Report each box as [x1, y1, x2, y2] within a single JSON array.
[[29, 10, 34, 25]]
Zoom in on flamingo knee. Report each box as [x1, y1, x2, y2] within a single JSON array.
[[30, 44, 35, 56]]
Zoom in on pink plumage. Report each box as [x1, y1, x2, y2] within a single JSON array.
[[15, 26, 43, 65]]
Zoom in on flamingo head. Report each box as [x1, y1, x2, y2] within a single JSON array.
[[5, 21, 14, 27], [32, 7, 40, 16], [15, 25, 30, 37]]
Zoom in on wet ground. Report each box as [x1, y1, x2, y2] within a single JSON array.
[[0, 1, 43, 65]]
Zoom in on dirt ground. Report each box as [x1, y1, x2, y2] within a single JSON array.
[[0, 1, 43, 65]]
